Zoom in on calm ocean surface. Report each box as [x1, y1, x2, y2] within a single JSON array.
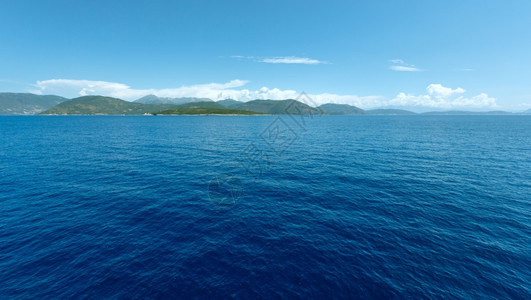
[[0, 115, 530, 299]]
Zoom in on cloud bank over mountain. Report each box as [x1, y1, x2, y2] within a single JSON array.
[[389, 84, 497, 109], [32, 79, 497, 110]]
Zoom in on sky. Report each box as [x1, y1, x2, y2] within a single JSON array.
[[1, 0, 530, 111]]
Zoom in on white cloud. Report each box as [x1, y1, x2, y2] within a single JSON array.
[[426, 83, 465, 98], [389, 59, 422, 72], [35, 79, 143, 99], [34, 79, 249, 101], [259, 56, 326, 64], [32, 78, 381, 106], [390, 59, 405, 64], [389, 84, 497, 109], [390, 65, 421, 72], [31, 79, 496, 110], [232, 55, 328, 64]]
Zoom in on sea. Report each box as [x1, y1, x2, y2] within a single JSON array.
[[0, 115, 530, 299]]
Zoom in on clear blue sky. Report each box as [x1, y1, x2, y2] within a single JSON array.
[[1, 0, 530, 111]]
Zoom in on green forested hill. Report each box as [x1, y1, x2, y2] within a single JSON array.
[[134, 95, 213, 104], [41, 96, 261, 115], [154, 101, 262, 114], [318, 103, 366, 115], [173, 101, 226, 109], [0, 93, 67, 114], [229, 99, 322, 115], [155, 108, 262, 115], [217, 99, 243, 107], [41, 96, 179, 115]]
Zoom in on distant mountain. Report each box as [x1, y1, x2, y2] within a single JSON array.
[[152, 101, 262, 115], [156, 101, 262, 114], [41, 96, 262, 115], [159, 99, 320, 115], [134, 95, 174, 104], [41, 96, 179, 115], [155, 107, 262, 115], [0, 93, 67, 115], [217, 99, 243, 107], [522, 109, 531, 114], [135, 94, 212, 105], [367, 109, 416, 115], [318, 103, 366, 115], [422, 110, 513, 115], [175, 101, 226, 109], [230, 99, 322, 115]]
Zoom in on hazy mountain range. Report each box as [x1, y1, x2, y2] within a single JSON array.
[[0, 93, 67, 114], [42, 96, 181, 115], [134, 95, 213, 105], [1, 93, 530, 115], [41, 96, 322, 115]]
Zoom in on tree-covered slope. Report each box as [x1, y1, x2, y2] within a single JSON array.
[[134, 95, 213, 105], [318, 103, 366, 115], [41, 96, 179, 115], [174, 101, 226, 109], [155, 107, 262, 115], [0, 93, 67, 114], [230, 99, 322, 115], [217, 99, 244, 107]]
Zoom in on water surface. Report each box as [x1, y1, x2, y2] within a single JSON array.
[[0, 115, 530, 298]]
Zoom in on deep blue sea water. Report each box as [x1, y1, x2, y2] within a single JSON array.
[[0, 115, 530, 299]]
